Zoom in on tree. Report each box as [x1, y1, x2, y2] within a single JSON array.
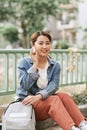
[[13, 0, 61, 48], [0, 0, 15, 22], [0, 0, 74, 48]]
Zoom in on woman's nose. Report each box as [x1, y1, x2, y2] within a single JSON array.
[[43, 44, 47, 48]]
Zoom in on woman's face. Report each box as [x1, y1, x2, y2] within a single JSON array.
[[34, 35, 51, 57]]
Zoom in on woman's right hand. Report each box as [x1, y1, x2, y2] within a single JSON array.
[[30, 47, 38, 71], [22, 94, 42, 105]]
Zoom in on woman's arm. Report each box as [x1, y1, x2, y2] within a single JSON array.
[[17, 58, 39, 90], [36, 62, 61, 99]]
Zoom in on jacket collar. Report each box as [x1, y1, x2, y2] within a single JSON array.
[[29, 56, 55, 65]]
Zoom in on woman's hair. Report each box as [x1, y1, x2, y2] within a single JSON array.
[[30, 31, 52, 46]]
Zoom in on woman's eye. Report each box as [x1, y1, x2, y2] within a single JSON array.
[[38, 42, 50, 45], [38, 42, 43, 45], [46, 42, 50, 45]]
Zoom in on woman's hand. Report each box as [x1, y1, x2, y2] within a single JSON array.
[[30, 47, 38, 71], [22, 94, 42, 105]]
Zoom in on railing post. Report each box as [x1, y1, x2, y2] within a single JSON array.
[[86, 54, 87, 89]]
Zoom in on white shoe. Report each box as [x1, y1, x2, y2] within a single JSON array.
[[71, 126, 80, 130], [79, 120, 87, 130]]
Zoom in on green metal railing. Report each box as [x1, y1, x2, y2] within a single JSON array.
[[0, 49, 87, 96]]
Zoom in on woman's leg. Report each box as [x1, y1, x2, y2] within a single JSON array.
[[56, 92, 85, 126], [33, 95, 75, 130]]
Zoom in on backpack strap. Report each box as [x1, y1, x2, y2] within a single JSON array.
[[4, 98, 23, 114]]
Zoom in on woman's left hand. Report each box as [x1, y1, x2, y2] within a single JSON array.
[[22, 94, 42, 105]]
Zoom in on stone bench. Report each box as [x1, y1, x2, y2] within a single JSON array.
[[36, 104, 87, 130], [0, 106, 62, 130], [0, 104, 87, 130], [36, 118, 58, 130]]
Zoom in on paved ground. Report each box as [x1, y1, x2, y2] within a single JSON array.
[[0, 125, 63, 130], [59, 84, 86, 95], [44, 126, 62, 130]]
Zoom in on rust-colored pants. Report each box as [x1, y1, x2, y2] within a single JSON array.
[[32, 92, 85, 130]]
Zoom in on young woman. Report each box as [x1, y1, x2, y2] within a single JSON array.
[[16, 31, 87, 130]]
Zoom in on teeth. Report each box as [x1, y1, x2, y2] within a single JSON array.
[[43, 51, 47, 53], [42, 50, 47, 52]]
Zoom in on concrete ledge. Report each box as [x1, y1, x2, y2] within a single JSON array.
[[36, 118, 57, 130], [78, 104, 87, 117], [0, 104, 87, 130], [36, 104, 87, 130]]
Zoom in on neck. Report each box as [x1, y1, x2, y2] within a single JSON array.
[[37, 56, 48, 68]]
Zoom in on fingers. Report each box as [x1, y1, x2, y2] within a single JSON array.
[[32, 47, 36, 55], [30, 47, 36, 56], [22, 96, 33, 105], [22, 95, 41, 105], [30, 48, 38, 70], [30, 48, 37, 62]]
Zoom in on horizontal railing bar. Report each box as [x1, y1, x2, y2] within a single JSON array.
[[0, 49, 87, 53]]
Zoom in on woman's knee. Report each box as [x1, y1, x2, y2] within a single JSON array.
[[56, 92, 71, 100]]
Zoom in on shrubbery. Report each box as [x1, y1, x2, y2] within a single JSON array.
[[72, 90, 87, 105]]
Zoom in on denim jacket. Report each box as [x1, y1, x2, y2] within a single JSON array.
[[16, 57, 61, 100]]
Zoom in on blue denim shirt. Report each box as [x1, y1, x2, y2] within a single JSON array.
[[16, 57, 61, 100]]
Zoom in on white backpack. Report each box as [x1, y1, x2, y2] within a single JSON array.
[[2, 101, 36, 130]]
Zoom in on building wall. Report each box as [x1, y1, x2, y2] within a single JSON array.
[[76, 0, 87, 48], [46, 1, 87, 49]]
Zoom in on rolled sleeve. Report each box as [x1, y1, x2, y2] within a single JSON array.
[[27, 66, 39, 80], [36, 89, 49, 99]]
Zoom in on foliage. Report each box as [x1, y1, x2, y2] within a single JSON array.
[[0, 0, 15, 22], [1, 0, 80, 48], [72, 90, 87, 105], [3, 26, 19, 43], [82, 43, 87, 49], [67, 48, 80, 72], [0, 27, 5, 36], [82, 27, 87, 49], [14, 0, 61, 48], [0, 0, 71, 48], [55, 40, 69, 49]]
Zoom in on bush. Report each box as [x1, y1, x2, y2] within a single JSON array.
[[72, 90, 87, 105], [3, 26, 19, 44], [55, 40, 69, 49]]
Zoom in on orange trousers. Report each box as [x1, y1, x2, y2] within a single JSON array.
[[32, 92, 85, 130]]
